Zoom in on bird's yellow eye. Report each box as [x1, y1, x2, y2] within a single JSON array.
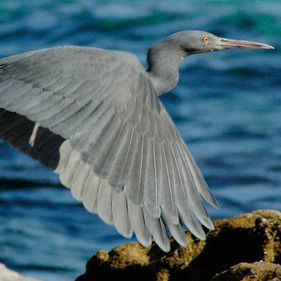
[[203, 37, 209, 44]]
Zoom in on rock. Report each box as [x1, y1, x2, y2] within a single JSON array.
[[76, 210, 281, 281], [0, 263, 39, 281], [211, 262, 281, 281]]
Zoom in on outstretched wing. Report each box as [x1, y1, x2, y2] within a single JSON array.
[[0, 46, 218, 251]]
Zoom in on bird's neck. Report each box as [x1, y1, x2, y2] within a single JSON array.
[[146, 41, 186, 96]]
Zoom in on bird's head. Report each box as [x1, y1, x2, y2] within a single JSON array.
[[167, 30, 274, 55], [147, 30, 274, 95]]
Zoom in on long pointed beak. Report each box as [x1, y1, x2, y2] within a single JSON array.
[[219, 38, 274, 50]]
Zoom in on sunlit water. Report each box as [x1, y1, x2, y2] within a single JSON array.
[[0, 0, 280, 280]]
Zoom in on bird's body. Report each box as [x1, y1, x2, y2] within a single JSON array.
[[0, 30, 273, 251]]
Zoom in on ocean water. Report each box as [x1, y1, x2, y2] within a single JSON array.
[[0, 0, 280, 280]]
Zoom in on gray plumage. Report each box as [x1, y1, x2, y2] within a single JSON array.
[[0, 30, 273, 251]]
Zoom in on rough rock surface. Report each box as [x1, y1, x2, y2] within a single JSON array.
[[211, 262, 281, 281], [0, 263, 39, 281], [76, 210, 281, 281]]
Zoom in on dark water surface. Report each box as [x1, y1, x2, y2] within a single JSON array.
[[0, 0, 280, 280]]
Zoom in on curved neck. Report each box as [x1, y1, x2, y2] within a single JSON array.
[[146, 40, 186, 96]]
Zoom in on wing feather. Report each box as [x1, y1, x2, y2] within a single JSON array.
[[106, 124, 132, 188], [13, 89, 50, 112], [112, 191, 133, 238], [124, 134, 143, 204], [162, 211, 187, 247], [128, 200, 151, 247], [160, 144, 179, 224], [97, 180, 113, 225], [71, 162, 91, 200], [80, 169, 101, 214], [143, 209, 170, 252], [143, 138, 160, 218], [1, 83, 33, 107]]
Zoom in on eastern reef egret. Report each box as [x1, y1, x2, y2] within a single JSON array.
[[0, 30, 273, 251]]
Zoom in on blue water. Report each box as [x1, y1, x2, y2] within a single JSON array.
[[0, 0, 280, 280]]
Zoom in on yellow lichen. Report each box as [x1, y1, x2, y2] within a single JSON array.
[[81, 210, 281, 281]]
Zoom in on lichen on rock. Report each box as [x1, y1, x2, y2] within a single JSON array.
[[211, 262, 281, 281], [76, 210, 281, 281]]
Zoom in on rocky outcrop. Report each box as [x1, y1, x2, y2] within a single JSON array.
[[211, 262, 281, 281], [76, 210, 281, 281], [0, 263, 39, 281]]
